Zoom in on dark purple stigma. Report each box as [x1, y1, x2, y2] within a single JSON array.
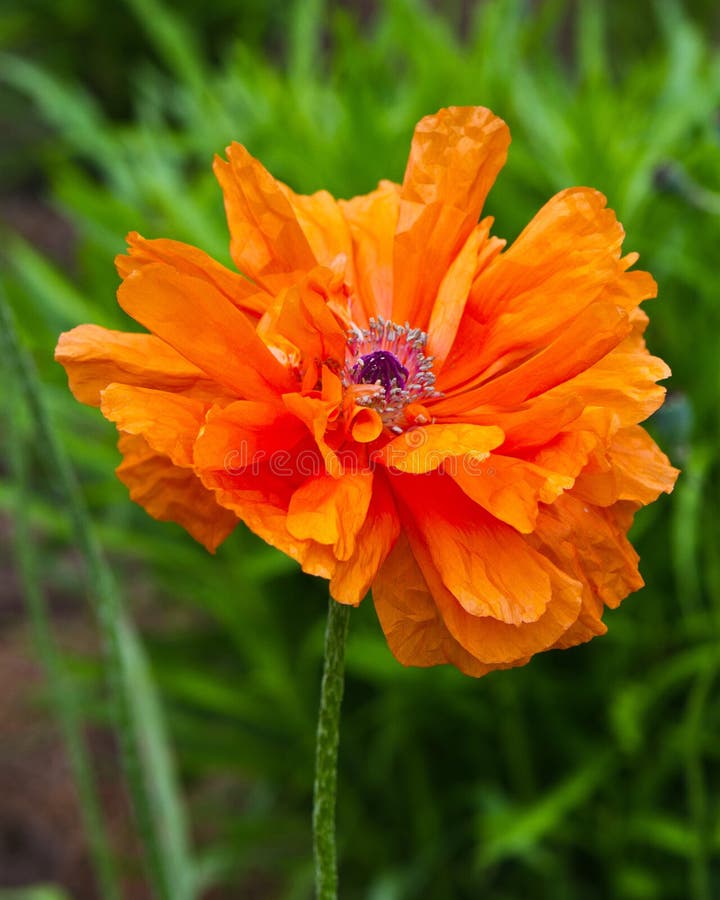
[[352, 350, 409, 396]]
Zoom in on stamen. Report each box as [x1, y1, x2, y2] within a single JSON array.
[[344, 317, 442, 432]]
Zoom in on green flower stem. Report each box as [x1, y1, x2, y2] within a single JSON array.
[[313, 597, 351, 899]]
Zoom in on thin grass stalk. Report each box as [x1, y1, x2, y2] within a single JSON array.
[[0, 287, 193, 900], [5, 378, 122, 900]]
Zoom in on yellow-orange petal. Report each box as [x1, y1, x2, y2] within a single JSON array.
[[529, 493, 643, 613], [406, 520, 583, 664], [101, 384, 207, 467], [286, 469, 373, 562], [545, 328, 671, 429], [116, 232, 270, 317], [348, 406, 384, 443], [392, 106, 510, 329], [116, 433, 237, 553], [394, 472, 564, 625], [452, 455, 574, 534], [280, 187, 357, 291], [339, 180, 400, 323], [372, 534, 496, 676], [117, 262, 294, 400], [610, 425, 679, 503], [213, 143, 317, 292], [55, 324, 218, 408], [377, 423, 504, 474]]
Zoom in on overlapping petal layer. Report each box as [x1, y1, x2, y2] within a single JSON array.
[[56, 104, 678, 677]]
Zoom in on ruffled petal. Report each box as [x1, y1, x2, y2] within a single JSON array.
[[529, 493, 644, 619], [377, 423, 504, 474], [452, 455, 571, 534], [440, 188, 655, 398], [544, 322, 671, 429], [392, 106, 510, 328], [213, 143, 318, 292], [55, 324, 219, 407], [117, 262, 295, 400], [393, 472, 575, 626], [438, 296, 632, 407], [101, 384, 207, 467], [194, 403, 338, 576], [329, 471, 400, 605], [572, 425, 678, 507], [339, 180, 400, 323], [400, 512, 583, 664], [259, 267, 348, 370], [116, 433, 237, 552], [281, 393, 340, 474], [426, 218, 501, 370], [286, 469, 373, 562], [610, 425, 678, 503], [281, 188, 356, 289], [116, 231, 270, 316], [372, 535, 496, 676]]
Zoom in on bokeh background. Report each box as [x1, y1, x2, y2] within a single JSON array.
[[1, 1, 719, 898]]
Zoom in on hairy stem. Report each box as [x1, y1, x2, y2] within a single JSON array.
[[313, 597, 351, 899]]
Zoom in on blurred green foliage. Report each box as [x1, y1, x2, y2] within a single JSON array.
[[1, 0, 720, 898]]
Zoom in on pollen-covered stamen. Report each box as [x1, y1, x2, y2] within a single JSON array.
[[344, 317, 442, 432]]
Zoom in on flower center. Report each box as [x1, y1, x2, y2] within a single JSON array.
[[352, 350, 409, 396], [344, 317, 441, 432]]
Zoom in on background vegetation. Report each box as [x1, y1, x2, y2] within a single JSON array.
[[1, 0, 719, 898]]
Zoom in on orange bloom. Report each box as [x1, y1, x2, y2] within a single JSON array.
[[56, 106, 678, 676]]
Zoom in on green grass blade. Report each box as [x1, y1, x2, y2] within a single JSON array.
[[0, 285, 194, 900], [4, 361, 122, 900]]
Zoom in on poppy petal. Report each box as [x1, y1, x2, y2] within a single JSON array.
[[392, 106, 510, 328], [213, 143, 317, 291], [116, 231, 270, 316], [372, 535, 497, 676], [378, 423, 504, 474], [330, 471, 400, 605], [116, 433, 237, 552], [287, 469, 374, 562], [117, 262, 295, 399], [55, 324, 218, 407], [101, 384, 207, 467], [339, 180, 400, 322], [393, 473, 570, 626]]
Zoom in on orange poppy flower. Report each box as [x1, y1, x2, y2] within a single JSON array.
[[56, 106, 678, 676]]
